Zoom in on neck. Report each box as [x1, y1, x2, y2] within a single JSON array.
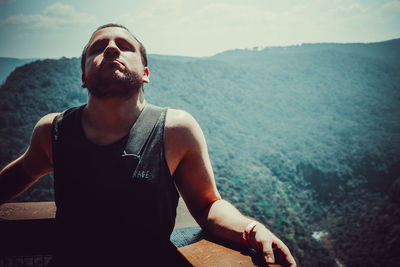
[[82, 90, 146, 145]]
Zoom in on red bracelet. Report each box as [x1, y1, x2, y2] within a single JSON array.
[[242, 221, 258, 247]]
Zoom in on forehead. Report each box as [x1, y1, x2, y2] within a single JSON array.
[[88, 27, 139, 47]]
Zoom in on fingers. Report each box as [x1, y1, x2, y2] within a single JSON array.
[[272, 240, 297, 267], [248, 225, 276, 264], [248, 224, 297, 267], [263, 244, 275, 264]]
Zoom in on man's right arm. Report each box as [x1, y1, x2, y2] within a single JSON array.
[[0, 113, 58, 205]]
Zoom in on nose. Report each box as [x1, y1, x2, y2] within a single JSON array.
[[104, 41, 120, 59]]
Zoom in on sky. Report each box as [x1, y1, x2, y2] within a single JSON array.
[[0, 0, 399, 59]]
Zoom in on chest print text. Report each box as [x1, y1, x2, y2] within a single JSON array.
[[132, 170, 151, 179]]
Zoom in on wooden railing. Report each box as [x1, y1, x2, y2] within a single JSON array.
[[0, 199, 281, 266]]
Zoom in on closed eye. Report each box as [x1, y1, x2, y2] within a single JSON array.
[[88, 39, 108, 56], [116, 38, 135, 52]]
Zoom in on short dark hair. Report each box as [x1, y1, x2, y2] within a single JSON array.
[[80, 23, 148, 77]]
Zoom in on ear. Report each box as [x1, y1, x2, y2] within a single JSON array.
[[142, 67, 149, 83], [81, 73, 87, 88]]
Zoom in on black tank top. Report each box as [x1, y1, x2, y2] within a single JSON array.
[[50, 104, 186, 266]]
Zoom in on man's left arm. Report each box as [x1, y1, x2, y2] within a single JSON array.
[[165, 109, 296, 266]]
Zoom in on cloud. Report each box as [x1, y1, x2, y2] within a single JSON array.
[[379, 0, 400, 17], [0, 2, 95, 29], [177, 3, 276, 28], [118, 2, 277, 37], [331, 3, 368, 15]]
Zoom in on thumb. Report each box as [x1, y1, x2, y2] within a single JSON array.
[[262, 242, 275, 264]]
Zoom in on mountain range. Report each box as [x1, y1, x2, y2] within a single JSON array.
[[1, 39, 399, 266]]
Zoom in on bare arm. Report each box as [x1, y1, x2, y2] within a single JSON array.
[[0, 113, 57, 205], [165, 110, 296, 266]]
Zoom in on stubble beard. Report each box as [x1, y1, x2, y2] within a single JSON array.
[[86, 66, 143, 100]]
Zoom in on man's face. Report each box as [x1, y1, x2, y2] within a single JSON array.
[[82, 27, 149, 99]]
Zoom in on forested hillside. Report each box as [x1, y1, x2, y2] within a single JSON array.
[[0, 57, 36, 84], [0, 39, 399, 266]]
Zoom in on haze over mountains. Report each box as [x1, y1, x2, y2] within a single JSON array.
[[1, 39, 399, 266]]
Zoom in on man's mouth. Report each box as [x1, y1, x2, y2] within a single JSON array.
[[100, 59, 124, 69]]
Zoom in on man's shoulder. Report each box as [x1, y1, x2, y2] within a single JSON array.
[[31, 113, 61, 142], [163, 108, 207, 173], [164, 108, 205, 151], [165, 108, 198, 131], [38, 105, 84, 128], [33, 106, 80, 142], [36, 113, 61, 129]]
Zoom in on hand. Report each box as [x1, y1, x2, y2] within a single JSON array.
[[247, 224, 297, 267]]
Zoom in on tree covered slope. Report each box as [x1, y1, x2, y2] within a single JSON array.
[[0, 57, 36, 84], [0, 39, 399, 266]]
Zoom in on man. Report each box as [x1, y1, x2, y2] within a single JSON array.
[[0, 24, 296, 266]]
